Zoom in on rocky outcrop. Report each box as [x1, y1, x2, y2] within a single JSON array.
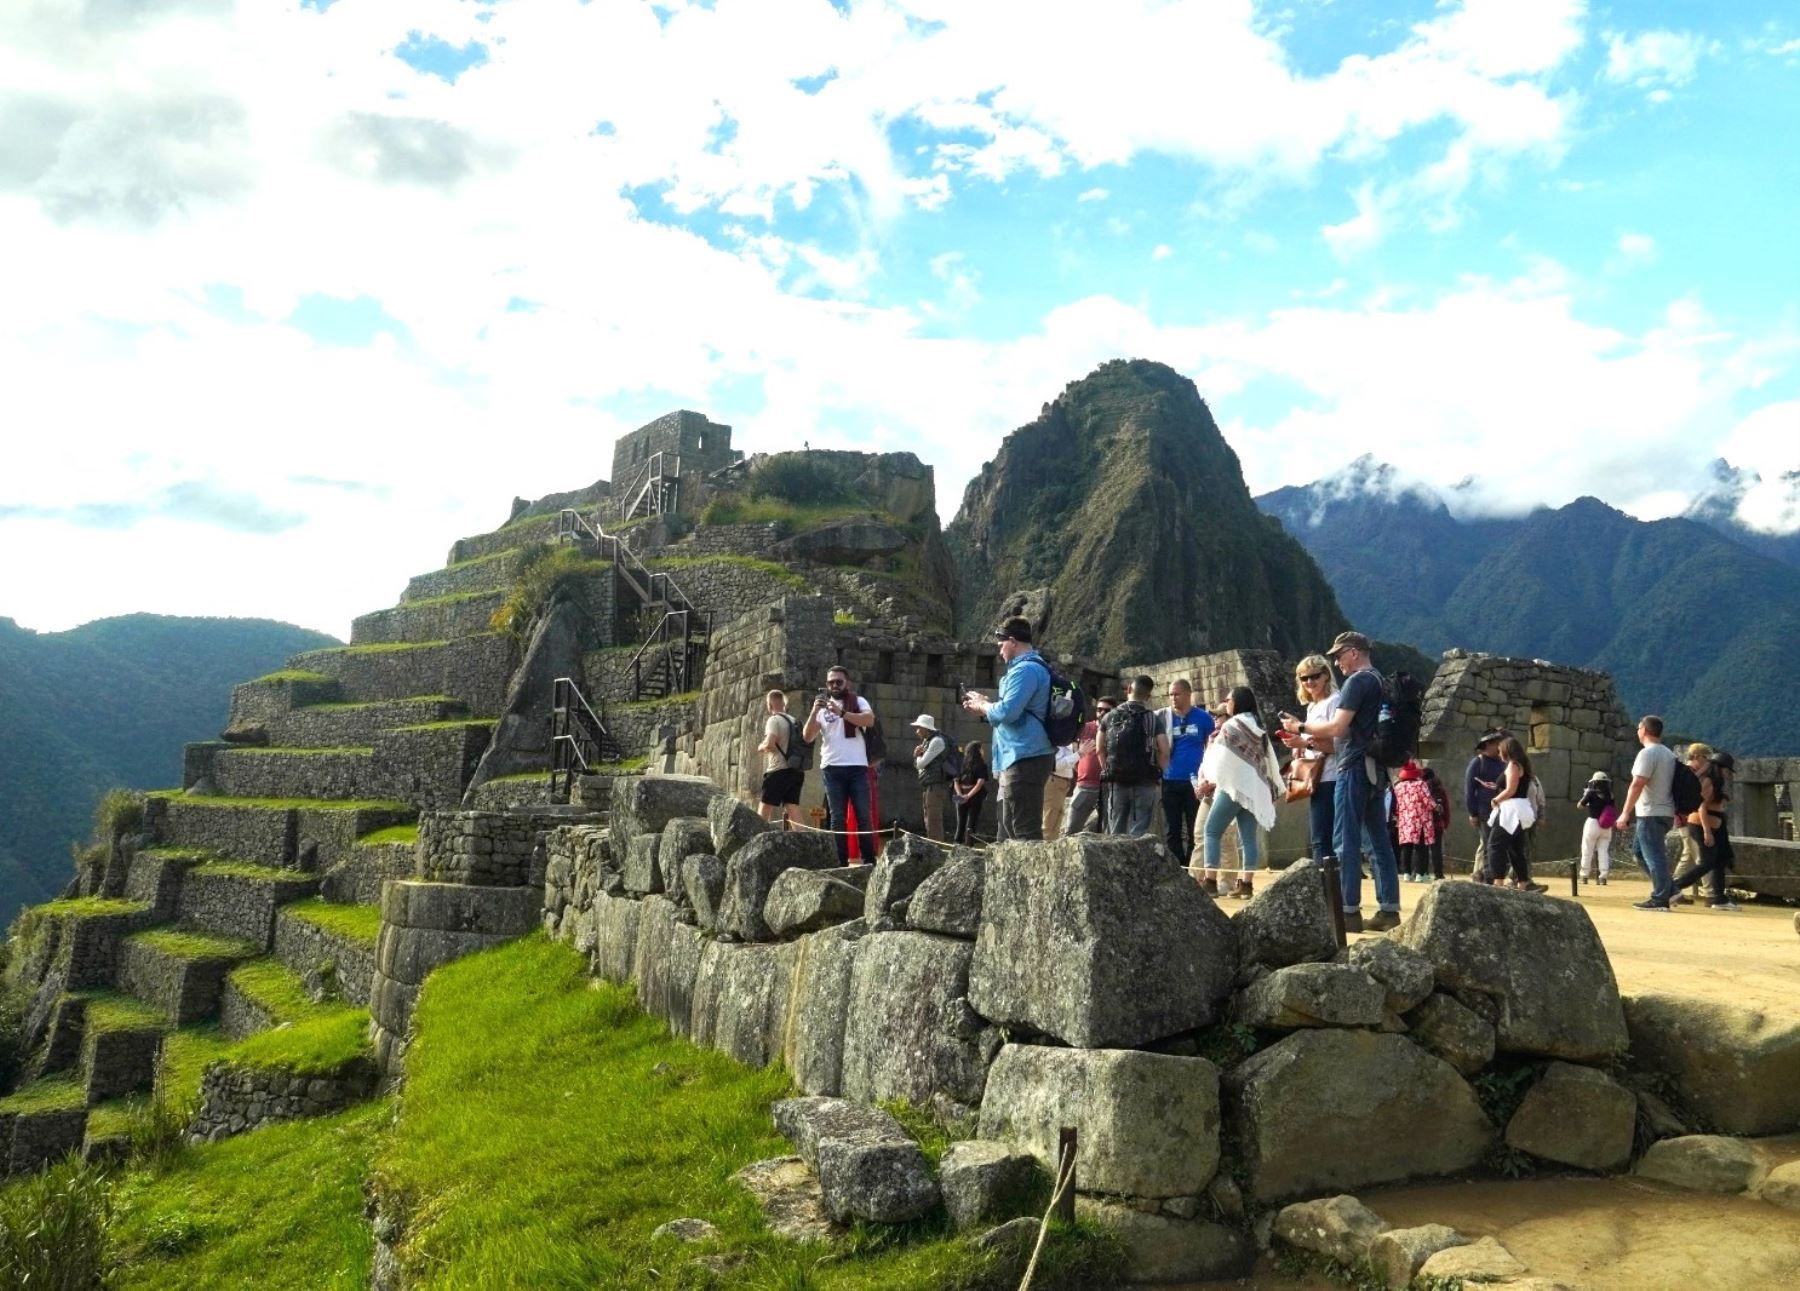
[[1623, 994, 1800, 1136], [1233, 857, 1338, 970]]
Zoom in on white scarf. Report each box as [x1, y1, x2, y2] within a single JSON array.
[[1197, 714, 1283, 831]]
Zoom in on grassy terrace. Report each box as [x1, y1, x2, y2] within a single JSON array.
[[227, 960, 316, 1023], [646, 552, 811, 590], [284, 899, 381, 944], [249, 670, 335, 686], [22, 896, 149, 921], [0, 1073, 85, 1114], [308, 639, 452, 656], [293, 694, 457, 713], [390, 720, 493, 733], [148, 794, 411, 812], [129, 929, 259, 962], [139, 847, 213, 862], [81, 991, 168, 1034], [226, 746, 374, 756], [443, 546, 534, 572], [371, 589, 500, 610], [188, 860, 309, 883], [357, 823, 418, 846]]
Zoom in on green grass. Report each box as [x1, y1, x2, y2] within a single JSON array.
[[647, 553, 812, 590], [158, 1027, 233, 1110], [378, 589, 502, 610], [189, 860, 311, 882], [139, 847, 213, 862], [0, 1073, 85, 1114], [83, 992, 168, 1034], [615, 690, 702, 710], [371, 934, 1117, 1289], [313, 640, 451, 656], [24, 896, 149, 921], [129, 930, 259, 962], [85, 1095, 148, 1141], [294, 695, 457, 713], [357, 823, 419, 846], [444, 546, 534, 572], [482, 770, 547, 784], [594, 757, 649, 775], [249, 670, 334, 686], [390, 720, 493, 733], [697, 495, 882, 530], [226, 960, 315, 1024], [108, 1100, 385, 1289], [153, 795, 411, 812], [227, 746, 374, 757], [284, 899, 381, 945], [228, 1008, 370, 1078]]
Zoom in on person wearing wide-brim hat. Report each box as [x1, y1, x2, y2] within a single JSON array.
[[1463, 728, 1508, 880], [911, 713, 950, 843], [1576, 769, 1617, 885]]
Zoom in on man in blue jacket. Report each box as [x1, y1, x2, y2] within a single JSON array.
[[1464, 729, 1507, 877], [963, 617, 1054, 841]]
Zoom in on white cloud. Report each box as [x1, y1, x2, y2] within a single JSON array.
[[1603, 29, 1708, 93], [1151, 244, 1173, 261], [1616, 232, 1656, 261], [1716, 401, 1800, 534], [1322, 183, 1387, 257], [1076, 187, 1108, 203]]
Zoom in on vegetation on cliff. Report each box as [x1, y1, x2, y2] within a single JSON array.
[[946, 359, 1347, 665]]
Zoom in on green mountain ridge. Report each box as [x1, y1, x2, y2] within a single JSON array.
[[0, 613, 340, 924]]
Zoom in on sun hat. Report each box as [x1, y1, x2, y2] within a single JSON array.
[[911, 714, 939, 733]]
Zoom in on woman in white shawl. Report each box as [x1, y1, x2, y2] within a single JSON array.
[[1195, 686, 1284, 899]]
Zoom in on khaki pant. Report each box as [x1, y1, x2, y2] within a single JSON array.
[[920, 783, 948, 842], [1042, 775, 1072, 842]]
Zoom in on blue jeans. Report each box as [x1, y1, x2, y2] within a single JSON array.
[[822, 764, 877, 865], [1334, 759, 1400, 914], [1103, 782, 1158, 837], [1203, 790, 1260, 871], [1308, 783, 1337, 862], [1633, 816, 1675, 903]]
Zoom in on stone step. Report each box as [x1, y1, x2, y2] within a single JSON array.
[[12, 897, 155, 991], [285, 636, 517, 716], [224, 671, 344, 743], [116, 928, 265, 1026], [351, 591, 508, 646], [402, 546, 541, 603], [210, 748, 382, 802], [274, 900, 381, 1007], [124, 848, 210, 922], [0, 1075, 88, 1174], [219, 957, 322, 1040], [267, 696, 470, 749], [73, 992, 167, 1105], [146, 794, 415, 872], [174, 861, 322, 950], [321, 826, 418, 905], [446, 513, 568, 565], [470, 772, 554, 811]]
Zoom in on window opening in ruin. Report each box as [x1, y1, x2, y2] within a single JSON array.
[[980, 655, 996, 686], [877, 650, 896, 684], [925, 654, 944, 686]]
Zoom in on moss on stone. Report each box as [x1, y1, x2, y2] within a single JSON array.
[[384, 590, 502, 610], [593, 757, 649, 774], [389, 720, 493, 733], [444, 546, 536, 572], [188, 860, 306, 883], [23, 897, 149, 921], [284, 899, 380, 946], [228, 746, 375, 757], [614, 691, 701, 710], [139, 847, 214, 862], [128, 929, 260, 962]]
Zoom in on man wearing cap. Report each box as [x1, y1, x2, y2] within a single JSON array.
[[1064, 696, 1114, 835], [962, 616, 1055, 841], [1280, 631, 1403, 932], [911, 714, 950, 842], [1464, 728, 1507, 878]]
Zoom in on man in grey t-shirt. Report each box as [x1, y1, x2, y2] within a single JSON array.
[[1619, 714, 1678, 910]]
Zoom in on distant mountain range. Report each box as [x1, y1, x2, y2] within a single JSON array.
[[0, 614, 339, 926], [1257, 457, 1800, 756]]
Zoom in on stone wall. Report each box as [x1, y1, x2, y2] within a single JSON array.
[[416, 811, 543, 888], [372, 724, 492, 808], [224, 673, 341, 743], [352, 592, 508, 646], [637, 559, 808, 634], [0, 1107, 87, 1177], [402, 548, 538, 604], [288, 636, 519, 717], [174, 869, 319, 949], [671, 522, 784, 558], [609, 410, 737, 518], [273, 911, 376, 1007], [210, 749, 383, 802], [189, 1059, 378, 1143], [115, 939, 237, 1026]]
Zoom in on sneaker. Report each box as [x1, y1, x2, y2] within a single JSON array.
[[1202, 876, 1219, 897], [1634, 899, 1672, 912], [1520, 881, 1548, 894], [1709, 899, 1742, 911], [1341, 910, 1364, 934], [1232, 878, 1254, 900], [1598, 876, 1608, 886], [1365, 910, 1402, 932], [1671, 893, 1693, 906]]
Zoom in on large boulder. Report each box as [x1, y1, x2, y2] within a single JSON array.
[[622, 833, 663, 895], [1225, 1029, 1494, 1201], [1273, 1194, 1389, 1267], [681, 854, 726, 932], [1233, 858, 1338, 969], [1369, 1224, 1470, 1289], [978, 1045, 1220, 1198], [708, 793, 769, 862], [970, 835, 1237, 1048], [716, 830, 839, 941], [938, 1140, 1042, 1232], [611, 774, 717, 856], [772, 1096, 939, 1224], [864, 833, 951, 922], [840, 932, 988, 1108], [1417, 1236, 1527, 1284], [783, 921, 866, 1096], [1232, 963, 1386, 1030], [1345, 939, 1435, 1015], [906, 851, 985, 938], [1504, 1061, 1636, 1172], [764, 870, 866, 938], [658, 817, 715, 885], [1623, 994, 1800, 1136], [690, 940, 799, 1068], [1635, 1135, 1768, 1193], [1074, 1199, 1255, 1285], [1405, 992, 1496, 1077], [1399, 880, 1627, 1062]]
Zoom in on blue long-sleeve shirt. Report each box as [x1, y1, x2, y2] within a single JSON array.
[[1465, 754, 1503, 819], [985, 649, 1053, 773]]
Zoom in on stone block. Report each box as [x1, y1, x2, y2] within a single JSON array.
[[1368, 1224, 1469, 1289], [1504, 1061, 1635, 1172], [1225, 1029, 1493, 1201], [817, 1138, 940, 1224], [1344, 939, 1435, 1015], [623, 833, 663, 896], [681, 854, 726, 932], [659, 816, 714, 886], [1635, 1135, 1767, 1193], [764, 871, 866, 938], [708, 793, 769, 862], [1234, 858, 1338, 970], [1273, 1194, 1389, 1267], [840, 931, 987, 1107], [717, 830, 839, 942], [979, 1045, 1220, 1198], [905, 850, 984, 938], [1232, 963, 1385, 1030], [1623, 994, 1800, 1135], [591, 890, 642, 986], [1405, 992, 1496, 1077], [1074, 1199, 1255, 1285], [784, 922, 865, 1097], [691, 939, 799, 1068], [970, 834, 1237, 1049], [938, 1140, 1041, 1232], [863, 832, 950, 921], [1400, 881, 1626, 1062], [610, 774, 718, 856]]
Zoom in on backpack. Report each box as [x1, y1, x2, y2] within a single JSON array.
[[1101, 701, 1159, 785], [940, 743, 965, 782], [1670, 759, 1703, 816], [861, 707, 888, 766], [1367, 670, 1423, 770], [1526, 773, 1545, 826], [777, 712, 813, 772]]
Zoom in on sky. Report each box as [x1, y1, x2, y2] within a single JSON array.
[[2, 0, 1797, 639]]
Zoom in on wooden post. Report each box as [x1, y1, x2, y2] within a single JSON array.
[[1054, 1127, 1077, 1224], [1322, 857, 1346, 948]]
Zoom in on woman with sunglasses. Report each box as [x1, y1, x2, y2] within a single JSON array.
[[1278, 654, 1340, 870]]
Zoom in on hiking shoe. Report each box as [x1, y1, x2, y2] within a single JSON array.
[[1341, 910, 1364, 934], [1520, 881, 1549, 894], [1365, 910, 1402, 932], [1231, 878, 1254, 900], [1202, 876, 1219, 897], [1709, 899, 1742, 911], [1634, 899, 1672, 912], [1670, 892, 1693, 905]]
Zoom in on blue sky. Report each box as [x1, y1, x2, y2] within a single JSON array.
[[1, 0, 1796, 637]]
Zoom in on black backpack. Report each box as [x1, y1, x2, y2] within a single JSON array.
[[1041, 663, 1087, 747], [940, 742, 965, 782], [1368, 670, 1423, 770], [1671, 759, 1703, 816], [1101, 701, 1159, 785], [777, 712, 813, 772], [861, 707, 888, 766]]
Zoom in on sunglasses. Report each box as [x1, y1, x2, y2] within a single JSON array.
[[1299, 670, 1328, 682]]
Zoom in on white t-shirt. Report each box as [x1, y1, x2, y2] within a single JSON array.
[[817, 696, 873, 769], [1632, 741, 1677, 817], [1305, 692, 1343, 783], [763, 714, 793, 774]]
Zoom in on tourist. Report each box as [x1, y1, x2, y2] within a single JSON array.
[[803, 665, 878, 865], [1484, 736, 1545, 891], [1196, 686, 1282, 899], [1464, 730, 1506, 878], [1670, 745, 1739, 910], [911, 714, 949, 843], [1099, 675, 1164, 837], [1064, 697, 1113, 835], [1422, 766, 1450, 881], [1042, 737, 1078, 842], [1279, 631, 1403, 932], [962, 617, 1054, 841], [1278, 654, 1340, 870], [1618, 715, 1680, 911], [1393, 760, 1439, 882], [1576, 771, 1615, 885], [754, 689, 805, 829], [953, 742, 989, 843], [1157, 679, 1215, 867]]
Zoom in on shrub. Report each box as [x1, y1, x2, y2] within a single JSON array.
[[747, 453, 856, 507], [95, 787, 145, 842], [489, 546, 610, 639], [0, 1155, 113, 1289]]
